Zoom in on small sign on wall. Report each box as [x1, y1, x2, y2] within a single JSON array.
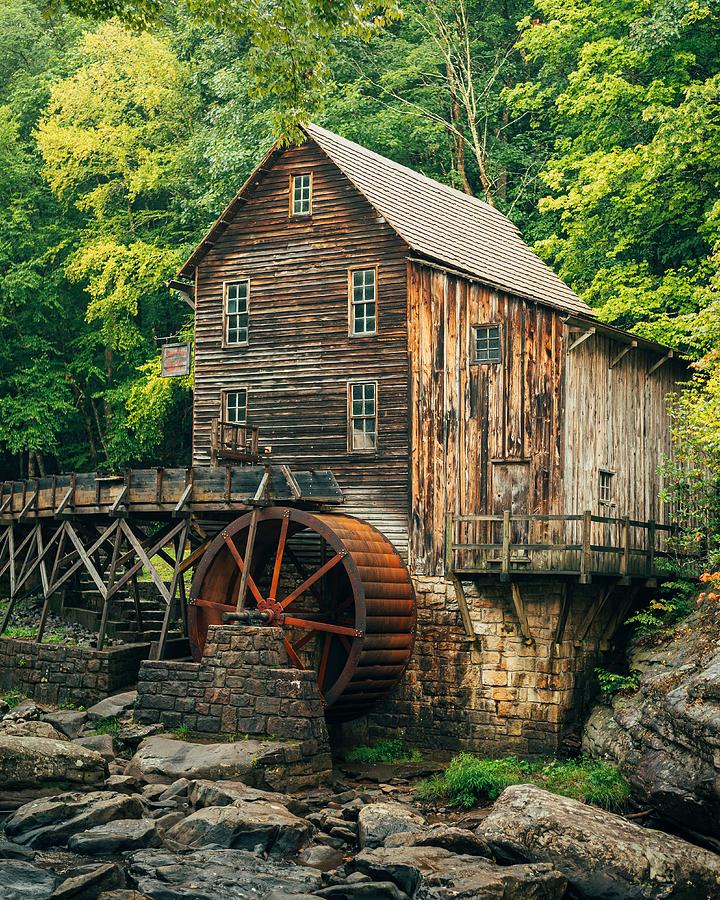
[[161, 342, 191, 377]]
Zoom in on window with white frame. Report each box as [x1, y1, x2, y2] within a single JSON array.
[[472, 324, 501, 363], [224, 389, 247, 424], [291, 173, 312, 216], [349, 382, 377, 451], [225, 281, 249, 345], [599, 469, 614, 505], [350, 268, 377, 335]]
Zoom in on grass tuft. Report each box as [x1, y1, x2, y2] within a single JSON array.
[[345, 738, 422, 765], [93, 716, 121, 737], [1, 689, 26, 708], [417, 753, 629, 812]]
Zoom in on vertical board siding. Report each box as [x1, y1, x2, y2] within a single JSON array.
[[408, 262, 565, 575], [192, 140, 411, 552]]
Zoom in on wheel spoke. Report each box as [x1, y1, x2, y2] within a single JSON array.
[[192, 598, 236, 611], [279, 551, 345, 609], [293, 631, 316, 652], [284, 637, 305, 669], [222, 531, 264, 606], [318, 634, 331, 691], [284, 615, 360, 637], [268, 512, 289, 601]]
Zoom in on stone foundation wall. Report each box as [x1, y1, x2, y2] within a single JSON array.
[[0, 638, 150, 707], [357, 576, 624, 756], [135, 625, 331, 784]]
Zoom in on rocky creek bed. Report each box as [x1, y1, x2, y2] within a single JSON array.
[[2, 692, 720, 899]]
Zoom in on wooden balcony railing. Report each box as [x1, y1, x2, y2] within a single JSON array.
[[210, 419, 262, 465], [446, 511, 677, 581]]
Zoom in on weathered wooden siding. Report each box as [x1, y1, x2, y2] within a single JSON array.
[[408, 262, 565, 574], [192, 140, 411, 552], [563, 336, 682, 525]]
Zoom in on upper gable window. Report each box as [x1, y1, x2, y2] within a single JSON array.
[[224, 280, 249, 345], [291, 173, 312, 216], [472, 324, 501, 364], [350, 268, 377, 336]]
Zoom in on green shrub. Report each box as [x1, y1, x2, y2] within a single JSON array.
[[1, 690, 26, 708], [93, 716, 120, 737], [174, 723, 190, 738], [345, 738, 422, 765], [595, 667, 640, 702], [417, 753, 629, 811], [3, 626, 36, 639]]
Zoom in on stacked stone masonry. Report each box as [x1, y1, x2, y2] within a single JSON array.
[[0, 638, 150, 707], [135, 625, 331, 781], [362, 575, 624, 755]]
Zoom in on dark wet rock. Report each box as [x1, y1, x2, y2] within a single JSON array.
[[158, 778, 190, 802], [583, 605, 720, 838], [104, 775, 139, 794], [0, 720, 67, 740], [51, 862, 125, 898], [0, 858, 57, 899], [43, 710, 87, 740], [0, 838, 36, 860], [299, 843, 346, 870], [4, 699, 43, 721], [128, 847, 322, 899], [0, 736, 107, 789], [97, 893, 146, 900], [5, 790, 144, 849], [165, 799, 312, 857], [384, 824, 492, 857], [155, 810, 185, 833], [314, 884, 410, 899], [357, 802, 425, 849], [354, 845, 565, 899], [481, 783, 720, 899], [116, 722, 163, 754], [86, 692, 137, 722], [189, 778, 308, 816], [68, 819, 160, 854], [73, 734, 115, 762]]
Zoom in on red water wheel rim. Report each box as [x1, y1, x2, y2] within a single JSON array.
[[188, 507, 416, 718]]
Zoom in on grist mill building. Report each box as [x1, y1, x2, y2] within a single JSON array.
[[0, 124, 685, 755], [176, 124, 685, 752]]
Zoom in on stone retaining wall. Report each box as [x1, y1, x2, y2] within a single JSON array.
[[135, 625, 332, 786], [354, 575, 621, 756], [0, 638, 150, 707]]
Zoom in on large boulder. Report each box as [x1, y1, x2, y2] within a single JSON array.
[[4, 790, 144, 849], [354, 845, 566, 899], [0, 735, 106, 789], [165, 799, 312, 857], [0, 859, 57, 899], [86, 691, 137, 722], [583, 604, 720, 838], [357, 801, 425, 849], [0, 720, 67, 740], [384, 824, 492, 858], [43, 709, 87, 739], [128, 847, 323, 898], [68, 819, 161, 854], [480, 783, 720, 899], [189, 779, 307, 816], [125, 735, 295, 785]]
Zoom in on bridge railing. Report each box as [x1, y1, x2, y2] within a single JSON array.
[[445, 511, 677, 581]]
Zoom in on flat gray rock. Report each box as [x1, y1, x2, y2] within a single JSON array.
[[52, 862, 125, 898], [87, 692, 137, 722], [354, 845, 566, 899], [0, 859, 57, 899], [384, 824, 492, 857], [0, 735, 107, 790], [357, 801, 425, 849], [0, 720, 67, 740], [480, 784, 720, 899], [299, 843, 345, 871], [166, 799, 312, 857], [189, 779, 306, 815], [125, 736, 294, 785], [5, 790, 144, 849], [74, 733, 116, 762], [69, 818, 160, 854], [128, 847, 322, 899], [43, 710, 87, 739]]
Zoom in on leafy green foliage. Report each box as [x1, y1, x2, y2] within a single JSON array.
[[93, 715, 120, 737], [594, 667, 640, 702], [345, 738, 422, 764], [1, 689, 26, 708], [417, 753, 630, 811]]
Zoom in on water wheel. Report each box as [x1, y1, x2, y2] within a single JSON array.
[[188, 507, 416, 722]]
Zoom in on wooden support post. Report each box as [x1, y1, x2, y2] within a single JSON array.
[[224, 465, 232, 502], [445, 515, 454, 576], [578, 584, 614, 643], [452, 576, 477, 641], [501, 510, 511, 580], [620, 515, 630, 577], [155, 520, 190, 660], [510, 582, 532, 643], [131, 573, 144, 635], [236, 509, 259, 612], [580, 510, 592, 584], [155, 467, 164, 503], [647, 520, 656, 576], [551, 582, 572, 659], [97, 522, 124, 650]]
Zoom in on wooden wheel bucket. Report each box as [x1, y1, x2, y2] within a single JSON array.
[[188, 507, 416, 722]]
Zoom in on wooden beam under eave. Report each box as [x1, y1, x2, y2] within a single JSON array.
[[610, 340, 637, 369], [647, 350, 674, 376], [568, 327, 596, 353]]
